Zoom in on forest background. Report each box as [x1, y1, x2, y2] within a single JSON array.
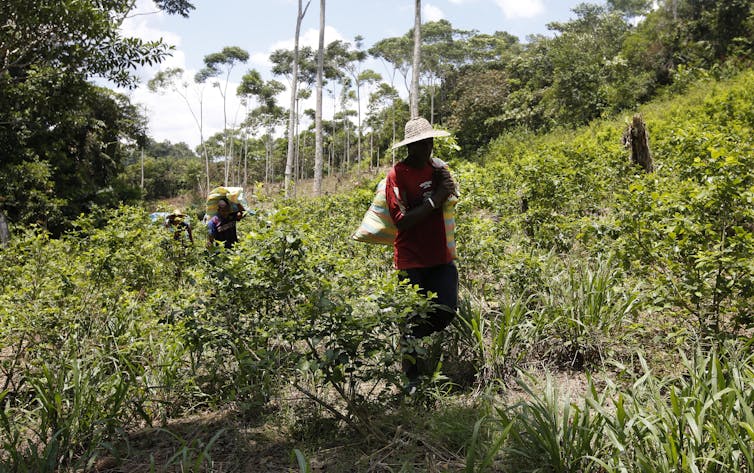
[[1, 0, 754, 471]]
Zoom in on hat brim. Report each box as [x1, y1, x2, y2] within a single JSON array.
[[391, 129, 450, 150]]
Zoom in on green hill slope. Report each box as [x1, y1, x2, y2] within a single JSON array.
[[1, 70, 753, 472]]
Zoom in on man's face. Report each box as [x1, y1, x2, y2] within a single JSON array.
[[408, 137, 434, 157], [218, 201, 230, 217]]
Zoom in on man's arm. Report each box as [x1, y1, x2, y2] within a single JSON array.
[[387, 171, 455, 232], [206, 218, 216, 248], [394, 199, 437, 231]]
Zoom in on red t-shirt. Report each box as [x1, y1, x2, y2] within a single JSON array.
[[385, 161, 452, 270]]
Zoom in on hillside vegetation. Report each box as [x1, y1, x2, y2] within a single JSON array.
[[1, 70, 754, 472], [4, 1, 754, 234]]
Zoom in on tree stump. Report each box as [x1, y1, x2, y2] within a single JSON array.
[[622, 114, 654, 173], [0, 210, 9, 247]]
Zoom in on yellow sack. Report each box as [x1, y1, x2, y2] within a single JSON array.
[[206, 186, 249, 217]]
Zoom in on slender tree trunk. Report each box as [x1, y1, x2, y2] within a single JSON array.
[[200, 99, 211, 192], [265, 132, 271, 185], [285, 0, 310, 197], [392, 96, 396, 165], [345, 117, 350, 168], [140, 104, 146, 190], [172, 83, 210, 192], [332, 89, 338, 175], [356, 84, 362, 165], [295, 107, 300, 196], [228, 128, 235, 186], [269, 134, 275, 185], [294, 96, 300, 196], [298, 135, 306, 181], [243, 129, 248, 188], [410, 0, 421, 118], [223, 119, 228, 185], [430, 84, 435, 124], [314, 0, 325, 195], [221, 80, 231, 186]]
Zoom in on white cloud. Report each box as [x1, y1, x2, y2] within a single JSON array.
[[424, 4, 445, 22], [134, 78, 247, 148], [120, 0, 182, 47], [249, 25, 345, 80], [493, 0, 544, 19], [262, 26, 344, 55], [249, 52, 274, 70], [114, 1, 240, 147]]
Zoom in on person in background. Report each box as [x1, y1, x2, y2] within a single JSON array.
[[207, 198, 245, 249], [385, 117, 459, 391], [165, 209, 193, 244]]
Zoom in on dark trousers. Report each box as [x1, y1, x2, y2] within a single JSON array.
[[401, 261, 458, 379]]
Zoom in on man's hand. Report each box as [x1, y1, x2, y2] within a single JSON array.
[[433, 167, 456, 204]]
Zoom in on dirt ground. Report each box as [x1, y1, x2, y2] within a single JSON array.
[[92, 367, 593, 473]]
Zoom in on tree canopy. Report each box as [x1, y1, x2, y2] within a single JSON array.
[[0, 0, 194, 233]]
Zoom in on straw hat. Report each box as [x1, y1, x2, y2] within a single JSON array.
[[391, 117, 450, 149]]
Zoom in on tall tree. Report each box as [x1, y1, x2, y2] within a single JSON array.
[[411, 0, 421, 118], [607, 0, 653, 18], [195, 46, 249, 186], [244, 80, 286, 186], [366, 82, 401, 165], [370, 36, 413, 94], [284, 0, 311, 198], [546, 4, 630, 125], [354, 69, 382, 163], [321, 40, 352, 171], [342, 36, 371, 165], [314, 0, 326, 195], [148, 67, 211, 194], [238, 69, 265, 187], [419, 20, 473, 124], [369, 36, 411, 158]]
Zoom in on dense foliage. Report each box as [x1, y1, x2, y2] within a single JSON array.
[[2, 0, 754, 470], [0, 0, 193, 233], [136, 0, 754, 206], [2, 0, 753, 232], [1, 70, 754, 471]]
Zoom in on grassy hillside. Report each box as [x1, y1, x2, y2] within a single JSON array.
[[1, 70, 753, 472]]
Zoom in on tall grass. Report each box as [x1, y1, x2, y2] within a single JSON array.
[[533, 256, 640, 368], [455, 294, 532, 385], [495, 374, 609, 473], [591, 344, 754, 472], [482, 342, 754, 472]]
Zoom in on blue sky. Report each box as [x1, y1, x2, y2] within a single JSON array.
[[120, 0, 603, 147]]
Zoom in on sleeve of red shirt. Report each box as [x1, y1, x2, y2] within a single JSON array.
[[385, 167, 405, 226]]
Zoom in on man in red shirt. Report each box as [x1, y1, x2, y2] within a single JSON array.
[[386, 117, 458, 389]]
